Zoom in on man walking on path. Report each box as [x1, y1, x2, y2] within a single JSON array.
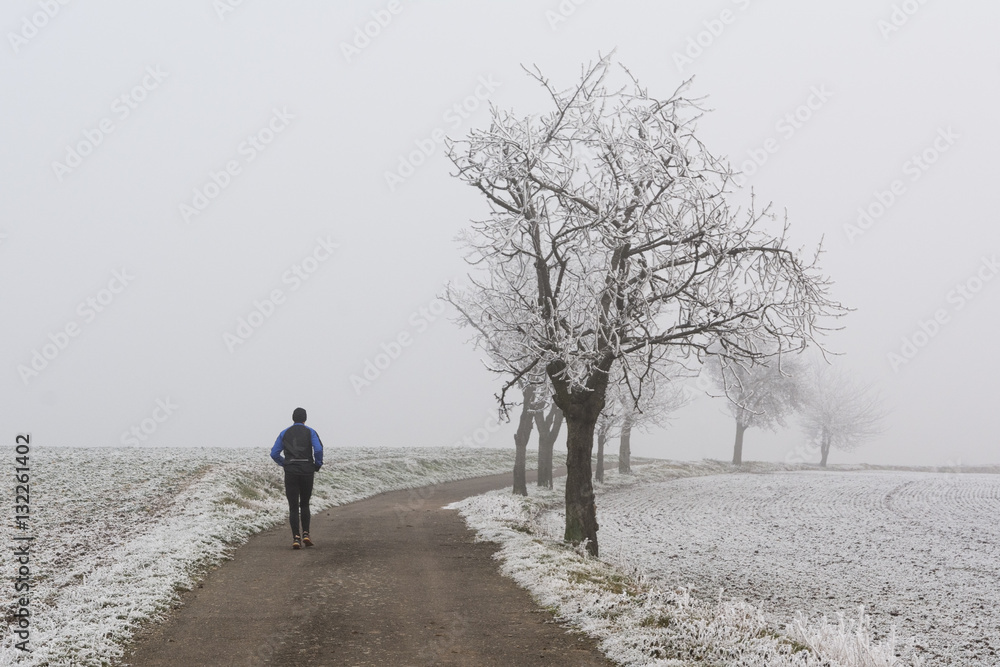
[[270, 407, 324, 549]]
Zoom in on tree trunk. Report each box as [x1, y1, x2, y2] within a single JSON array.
[[819, 436, 830, 467], [534, 406, 563, 489], [536, 433, 550, 488], [732, 422, 747, 465], [618, 422, 632, 474], [563, 414, 600, 554], [512, 388, 535, 496], [595, 426, 608, 483], [549, 358, 609, 557]]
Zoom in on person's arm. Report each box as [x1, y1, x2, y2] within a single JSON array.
[[270, 429, 288, 466], [311, 428, 323, 469]]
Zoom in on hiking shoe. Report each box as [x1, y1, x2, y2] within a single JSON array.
[[292, 535, 302, 550], [302, 533, 313, 547]]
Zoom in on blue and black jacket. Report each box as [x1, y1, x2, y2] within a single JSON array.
[[271, 423, 324, 475]]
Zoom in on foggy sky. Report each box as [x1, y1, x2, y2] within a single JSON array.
[[3, 1, 998, 466]]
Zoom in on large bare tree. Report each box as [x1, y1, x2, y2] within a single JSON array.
[[800, 362, 886, 466], [707, 352, 804, 465], [447, 56, 841, 555]]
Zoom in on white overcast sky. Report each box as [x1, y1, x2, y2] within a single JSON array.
[[2, 1, 998, 466]]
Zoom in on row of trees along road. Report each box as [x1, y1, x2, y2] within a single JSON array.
[[445, 56, 844, 556]]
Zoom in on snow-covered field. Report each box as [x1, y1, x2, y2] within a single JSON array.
[[7, 448, 995, 666], [0, 446, 526, 667], [596, 467, 1000, 666], [453, 461, 1000, 666]]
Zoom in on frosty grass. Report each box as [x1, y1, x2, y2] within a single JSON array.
[[0, 446, 524, 666], [450, 460, 1000, 667]]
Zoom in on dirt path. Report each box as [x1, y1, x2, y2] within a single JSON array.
[[122, 471, 614, 666]]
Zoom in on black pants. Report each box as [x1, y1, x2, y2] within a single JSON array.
[[284, 472, 314, 537]]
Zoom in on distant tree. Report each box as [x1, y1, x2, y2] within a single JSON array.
[[800, 363, 887, 466], [594, 397, 620, 485], [617, 379, 689, 474], [448, 274, 563, 492], [445, 285, 542, 496], [511, 381, 538, 495], [533, 397, 564, 489], [447, 55, 842, 555], [708, 352, 804, 465], [595, 367, 690, 481]]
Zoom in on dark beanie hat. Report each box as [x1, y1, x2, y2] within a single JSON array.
[[292, 407, 307, 423]]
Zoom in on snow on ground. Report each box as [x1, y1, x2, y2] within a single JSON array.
[[452, 460, 998, 666], [0, 445, 526, 667], [593, 465, 1000, 666]]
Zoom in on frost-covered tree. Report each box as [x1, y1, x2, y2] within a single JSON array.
[[595, 366, 690, 481], [617, 377, 689, 474], [510, 381, 538, 495], [446, 285, 544, 496], [447, 55, 841, 555], [533, 396, 563, 489], [594, 396, 621, 485], [707, 352, 804, 465], [595, 384, 637, 483], [800, 363, 886, 467], [448, 281, 564, 491]]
